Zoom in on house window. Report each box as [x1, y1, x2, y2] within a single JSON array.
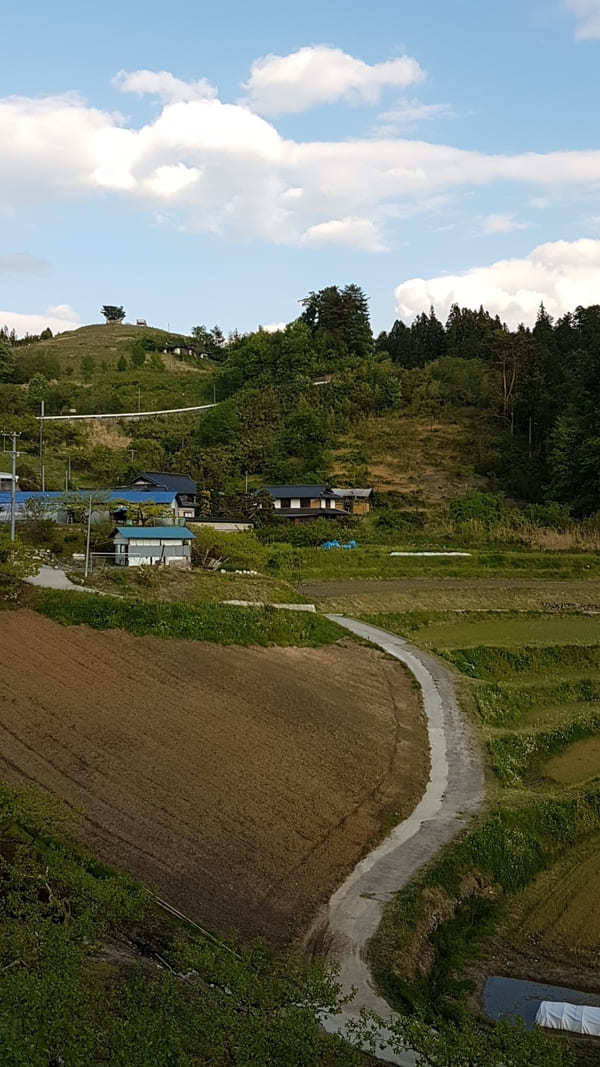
[[300, 498, 311, 508], [280, 498, 291, 508]]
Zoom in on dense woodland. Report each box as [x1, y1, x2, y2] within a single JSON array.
[[1, 287, 599, 516]]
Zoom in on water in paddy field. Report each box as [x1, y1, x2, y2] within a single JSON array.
[[483, 976, 600, 1030]]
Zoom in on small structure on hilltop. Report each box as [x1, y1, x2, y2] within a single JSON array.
[[111, 526, 195, 568], [162, 342, 203, 359]]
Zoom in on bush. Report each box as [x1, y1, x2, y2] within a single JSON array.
[[449, 492, 510, 526]]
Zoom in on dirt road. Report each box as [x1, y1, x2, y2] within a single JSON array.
[[318, 616, 485, 1065]]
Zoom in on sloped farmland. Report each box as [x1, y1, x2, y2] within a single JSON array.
[[0, 610, 428, 943]]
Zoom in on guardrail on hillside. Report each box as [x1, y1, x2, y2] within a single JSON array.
[[36, 403, 218, 422]]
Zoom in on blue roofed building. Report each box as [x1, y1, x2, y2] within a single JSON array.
[[111, 526, 195, 568]]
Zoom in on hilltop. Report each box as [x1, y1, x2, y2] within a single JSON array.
[[15, 322, 200, 373]]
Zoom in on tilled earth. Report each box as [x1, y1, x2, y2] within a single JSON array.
[[0, 610, 428, 943]]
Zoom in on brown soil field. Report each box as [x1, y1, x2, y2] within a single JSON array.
[[0, 610, 428, 944]]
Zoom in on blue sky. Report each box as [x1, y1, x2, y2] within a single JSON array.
[[2, 0, 600, 336]]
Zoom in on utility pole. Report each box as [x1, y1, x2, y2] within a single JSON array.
[[39, 400, 45, 491], [84, 493, 93, 578], [1, 431, 21, 542]]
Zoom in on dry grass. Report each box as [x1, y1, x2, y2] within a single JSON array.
[[299, 578, 600, 614], [544, 735, 600, 785], [332, 411, 490, 503], [510, 833, 600, 954]]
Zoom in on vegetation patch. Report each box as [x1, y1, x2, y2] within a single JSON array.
[[370, 792, 600, 1018], [32, 588, 343, 647], [443, 643, 600, 680], [0, 782, 365, 1067], [476, 680, 600, 727], [489, 713, 600, 785]]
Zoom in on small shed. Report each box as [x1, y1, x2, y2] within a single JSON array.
[[111, 526, 195, 568]]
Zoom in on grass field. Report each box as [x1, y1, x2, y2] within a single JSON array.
[[364, 583, 600, 1043], [31, 588, 339, 646], [298, 577, 600, 614], [0, 609, 428, 945]]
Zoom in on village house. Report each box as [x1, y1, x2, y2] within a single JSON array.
[[262, 485, 349, 521], [111, 526, 195, 568], [120, 472, 197, 521], [261, 484, 372, 520]]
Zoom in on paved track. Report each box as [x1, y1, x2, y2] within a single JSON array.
[[319, 616, 485, 1065]]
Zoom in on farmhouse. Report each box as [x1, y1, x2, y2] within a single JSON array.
[[263, 484, 349, 521], [120, 472, 197, 521], [111, 526, 195, 568]]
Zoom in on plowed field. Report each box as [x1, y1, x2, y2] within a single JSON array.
[[0, 610, 428, 943]]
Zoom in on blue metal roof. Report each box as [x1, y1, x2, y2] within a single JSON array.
[[114, 526, 195, 539], [0, 490, 175, 505]]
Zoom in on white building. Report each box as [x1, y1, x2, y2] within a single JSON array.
[[0, 472, 18, 492], [111, 526, 195, 568]]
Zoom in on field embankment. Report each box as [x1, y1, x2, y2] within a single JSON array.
[[0, 609, 428, 944]]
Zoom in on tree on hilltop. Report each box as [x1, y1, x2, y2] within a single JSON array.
[[101, 305, 125, 324]]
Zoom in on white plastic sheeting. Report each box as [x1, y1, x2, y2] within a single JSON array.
[[535, 1001, 600, 1036]]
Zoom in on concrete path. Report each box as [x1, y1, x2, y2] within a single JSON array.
[[25, 565, 87, 591], [318, 616, 485, 1064]]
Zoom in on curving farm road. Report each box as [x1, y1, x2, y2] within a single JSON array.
[[318, 616, 485, 1065]]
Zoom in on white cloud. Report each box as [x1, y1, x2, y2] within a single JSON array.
[[0, 304, 79, 338], [243, 45, 424, 116], [566, 0, 600, 39], [481, 212, 529, 234], [4, 74, 600, 250], [114, 69, 217, 103], [300, 216, 386, 251], [260, 322, 287, 332], [0, 253, 49, 275], [374, 97, 452, 132], [394, 238, 600, 328]]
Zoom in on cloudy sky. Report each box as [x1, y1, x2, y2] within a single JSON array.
[[2, 0, 600, 336]]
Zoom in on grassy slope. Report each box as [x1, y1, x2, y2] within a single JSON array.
[[19, 322, 191, 371], [31, 587, 345, 647], [332, 410, 496, 506]]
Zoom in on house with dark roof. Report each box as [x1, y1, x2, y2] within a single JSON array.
[[111, 526, 195, 568], [262, 485, 349, 521], [120, 472, 197, 521]]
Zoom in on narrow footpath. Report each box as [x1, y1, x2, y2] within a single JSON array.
[[319, 616, 485, 1065]]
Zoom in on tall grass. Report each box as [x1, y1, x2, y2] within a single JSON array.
[[32, 588, 343, 647], [443, 643, 600, 679], [476, 679, 600, 726], [489, 713, 600, 786]]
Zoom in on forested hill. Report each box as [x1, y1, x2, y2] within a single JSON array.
[[1, 288, 599, 517]]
